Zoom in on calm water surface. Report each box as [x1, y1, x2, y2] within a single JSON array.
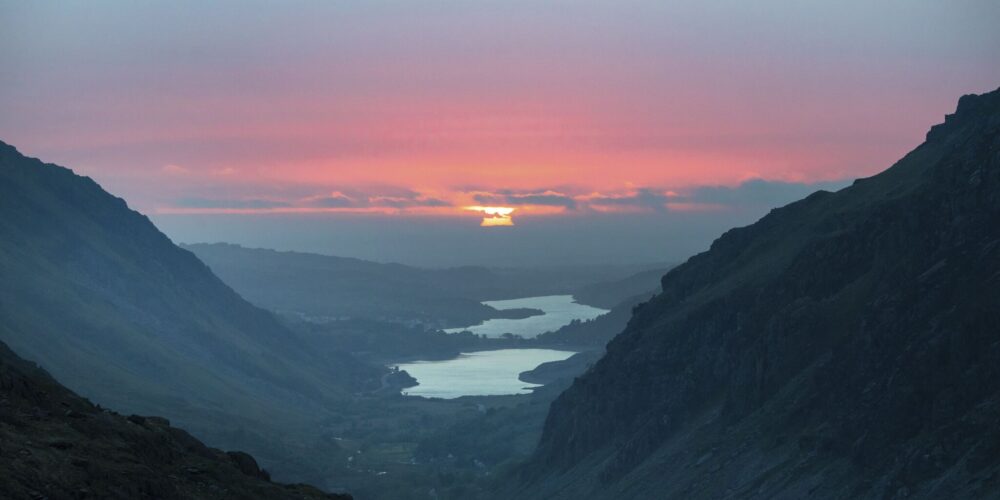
[[444, 295, 607, 338], [396, 349, 576, 399]]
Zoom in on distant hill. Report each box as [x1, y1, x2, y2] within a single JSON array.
[[185, 243, 660, 328], [184, 243, 513, 327], [516, 89, 1000, 499], [0, 339, 349, 500], [0, 141, 380, 481]]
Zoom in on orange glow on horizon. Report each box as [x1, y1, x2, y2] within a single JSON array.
[[480, 216, 514, 227]]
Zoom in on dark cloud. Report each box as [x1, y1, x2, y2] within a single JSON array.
[[472, 194, 504, 204], [172, 197, 291, 209], [370, 196, 451, 208], [173, 188, 452, 211], [307, 191, 451, 209], [169, 180, 849, 217], [473, 191, 578, 209], [587, 188, 670, 212], [309, 194, 359, 208], [471, 180, 849, 214], [158, 178, 858, 267]]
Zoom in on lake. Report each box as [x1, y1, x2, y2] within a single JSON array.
[[444, 294, 608, 338], [395, 348, 577, 399]]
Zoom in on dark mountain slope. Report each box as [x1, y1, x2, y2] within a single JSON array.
[[0, 141, 380, 463], [518, 88, 1000, 499], [0, 339, 349, 500]]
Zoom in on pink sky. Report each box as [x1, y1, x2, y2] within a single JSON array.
[[2, 1, 999, 224]]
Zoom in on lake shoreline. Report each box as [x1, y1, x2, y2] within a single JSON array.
[[444, 295, 608, 338], [384, 295, 609, 399]]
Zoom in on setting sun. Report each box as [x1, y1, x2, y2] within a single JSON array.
[[466, 206, 515, 227]]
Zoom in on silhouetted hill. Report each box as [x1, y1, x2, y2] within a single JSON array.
[[516, 88, 1000, 499], [184, 243, 509, 327], [0, 141, 380, 481], [0, 340, 350, 499]]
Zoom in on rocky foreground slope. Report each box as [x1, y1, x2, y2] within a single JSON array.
[[516, 88, 1000, 499], [0, 340, 349, 499]]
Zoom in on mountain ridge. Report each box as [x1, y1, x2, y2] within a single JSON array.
[[0, 140, 381, 483], [515, 87, 1000, 499]]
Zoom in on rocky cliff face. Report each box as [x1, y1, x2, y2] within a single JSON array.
[[518, 88, 1000, 499], [0, 340, 350, 499]]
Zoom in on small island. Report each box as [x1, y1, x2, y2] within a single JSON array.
[[488, 307, 544, 320]]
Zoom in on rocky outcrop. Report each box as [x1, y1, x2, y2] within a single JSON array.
[[516, 87, 1000, 499]]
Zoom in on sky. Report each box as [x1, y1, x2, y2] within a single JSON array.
[[2, 1, 999, 266]]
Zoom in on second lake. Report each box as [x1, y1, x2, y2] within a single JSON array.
[[444, 294, 607, 338]]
